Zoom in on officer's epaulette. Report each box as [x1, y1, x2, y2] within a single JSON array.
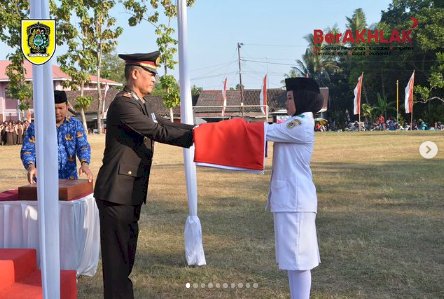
[[120, 92, 132, 98]]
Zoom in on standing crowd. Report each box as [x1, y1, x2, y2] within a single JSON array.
[[0, 121, 29, 146]]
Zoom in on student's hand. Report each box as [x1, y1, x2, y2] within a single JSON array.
[[27, 164, 37, 184], [79, 163, 93, 182]]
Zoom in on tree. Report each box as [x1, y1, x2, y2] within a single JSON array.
[[414, 8, 444, 103], [56, 0, 124, 134], [152, 75, 180, 121], [379, 0, 443, 123], [54, 1, 97, 132], [235, 83, 244, 90], [361, 103, 374, 124], [346, 8, 367, 34], [74, 96, 93, 131], [286, 0, 443, 125], [191, 85, 202, 106], [5, 53, 33, 119], [0, 1, 33, 119], [156, 22, 179, 122], [191, 85, 203, 97], [124, 0, 196, 121], [89, 1, 122, 134], [286, 32, 339, 87], [372, 93, 396, 119], [101, 52, 125, 84]]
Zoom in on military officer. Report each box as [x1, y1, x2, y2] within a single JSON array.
[[265, 77, 324, 299], [94, 50, 194, 299]]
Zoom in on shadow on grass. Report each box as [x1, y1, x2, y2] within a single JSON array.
[[79, 157, 443, 298]]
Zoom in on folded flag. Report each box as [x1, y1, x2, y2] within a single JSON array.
[[193, 118, 266, 173]]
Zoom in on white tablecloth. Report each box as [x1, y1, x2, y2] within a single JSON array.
[[0, 193, 100, 277]]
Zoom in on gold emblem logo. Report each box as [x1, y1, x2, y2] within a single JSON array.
[[21, 19, 56, 65], [155, 56, 161, 67], [287, 119, 302, 129]]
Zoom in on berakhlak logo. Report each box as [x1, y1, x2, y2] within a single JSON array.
[[21, 19, 56, 65], [313, 17, 419, 45]]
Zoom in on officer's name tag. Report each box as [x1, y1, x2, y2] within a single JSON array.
[[151, 113, 158, 123]]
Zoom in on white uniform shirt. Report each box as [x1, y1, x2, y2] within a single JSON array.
[[266, 112, 317, 212]]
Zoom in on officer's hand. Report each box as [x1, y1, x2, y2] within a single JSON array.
[[79, 163, 93, 182], [27, 164, 37, 184]]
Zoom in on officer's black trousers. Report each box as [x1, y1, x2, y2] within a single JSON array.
[[96, 199, 142, 299]]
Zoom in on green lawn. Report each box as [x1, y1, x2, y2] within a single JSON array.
[[1, 131, 443, 298]]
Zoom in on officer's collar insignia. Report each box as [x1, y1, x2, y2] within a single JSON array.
[[287, 119, 302, 129]]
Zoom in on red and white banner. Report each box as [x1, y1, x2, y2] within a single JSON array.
[[404, 71, 415, 114], [353, 73, 363, 115], [221, 77, 227, 117], [260, 74, 267, 115]]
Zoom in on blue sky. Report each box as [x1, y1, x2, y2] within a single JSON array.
[[1, 0, 393, 90]]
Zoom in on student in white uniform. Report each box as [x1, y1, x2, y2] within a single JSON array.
[[265, 77, 324, 299]]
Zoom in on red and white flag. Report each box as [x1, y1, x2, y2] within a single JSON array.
[[193, 118, 266, 173], [221, 77, 227, 117], [353, 73, 363, 115], [260, 74, 268, 115], [404, 71, 415, 114]]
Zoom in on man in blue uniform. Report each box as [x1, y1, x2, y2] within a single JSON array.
[[20, 90, 93, 184]]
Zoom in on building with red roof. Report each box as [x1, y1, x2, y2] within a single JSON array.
[[0, 60, 122, 122]]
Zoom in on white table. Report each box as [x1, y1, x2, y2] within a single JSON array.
[[0, 193, 100, 277]]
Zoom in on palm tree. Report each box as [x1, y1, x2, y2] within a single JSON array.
[[346, 8, 367, 36], [285, 30, 340, 86], [290, 49, 338, 86], [372, 93, 396, 120], [361, 103, 374, 127]]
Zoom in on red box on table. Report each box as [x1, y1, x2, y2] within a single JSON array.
[[18, 179, 93, 201]]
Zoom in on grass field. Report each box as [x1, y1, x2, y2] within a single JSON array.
[[0, 131, 443, 298]]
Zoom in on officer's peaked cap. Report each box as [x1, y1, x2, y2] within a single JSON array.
[[118, 51, 160, 74]]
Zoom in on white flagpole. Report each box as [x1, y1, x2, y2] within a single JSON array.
[[30, 1, 60, 298], [177, 0, 206, 266]]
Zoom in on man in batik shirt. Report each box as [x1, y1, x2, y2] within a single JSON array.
[[20, 90, 93, 184]]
